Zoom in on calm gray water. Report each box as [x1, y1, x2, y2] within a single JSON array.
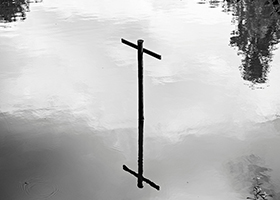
[[1, 0, 280, 199]]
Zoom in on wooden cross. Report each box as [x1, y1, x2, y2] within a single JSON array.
[[121, 38, 161, 191]]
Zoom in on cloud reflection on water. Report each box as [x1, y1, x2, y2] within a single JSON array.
[[1, 111, 280, 199], [1, 0, 280, 199]]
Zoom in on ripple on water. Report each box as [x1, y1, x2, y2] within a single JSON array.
[[21, 178, 58, 199]]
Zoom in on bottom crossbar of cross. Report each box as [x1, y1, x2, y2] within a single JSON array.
[[123, 165, 160, 190]]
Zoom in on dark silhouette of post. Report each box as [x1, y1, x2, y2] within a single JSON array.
[[121, 38, 161, 191], [137, 39, 144, 188]]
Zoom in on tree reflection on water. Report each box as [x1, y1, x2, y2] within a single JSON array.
[[226, 154, 278, 200], [198, 0, 280, 88], [227, 0, 280, 87], [0, 0, 42, 23]]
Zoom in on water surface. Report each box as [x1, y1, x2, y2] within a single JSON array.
[[1, 0, 280, 199]]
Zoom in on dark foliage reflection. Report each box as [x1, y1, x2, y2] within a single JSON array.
[[0, 0, 42, 23], [197, 0, 280, 87], [226, 154, 279, 200]]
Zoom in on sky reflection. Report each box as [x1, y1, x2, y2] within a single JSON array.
[[0, 0, 280, 135], [0, 0, 280, 199]]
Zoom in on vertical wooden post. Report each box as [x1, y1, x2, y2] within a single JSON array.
[[137, 39, 144, 188], [121, 38, 161, 190]]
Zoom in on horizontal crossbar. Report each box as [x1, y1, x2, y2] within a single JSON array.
[[121, 38, 161, 60], [123, 165, 160, 190]]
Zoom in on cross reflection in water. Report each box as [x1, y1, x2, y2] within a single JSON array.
[[121, 38, 161, 190]]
